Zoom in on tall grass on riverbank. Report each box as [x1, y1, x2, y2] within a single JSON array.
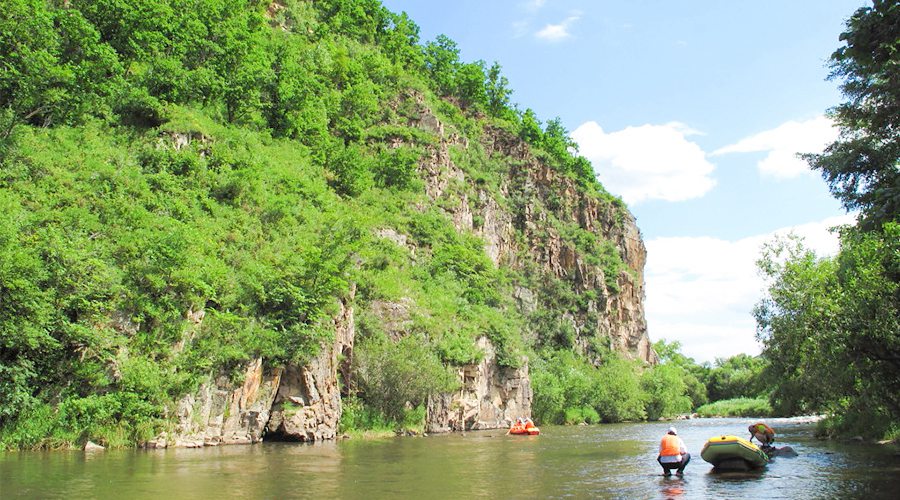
[[695, 397, 773, 418]]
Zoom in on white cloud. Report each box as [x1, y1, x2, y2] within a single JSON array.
[[571, 121, 717, 204], [535, 14, 580, 41], [713, 116, 839, 179], [645, 214, 855, 362]]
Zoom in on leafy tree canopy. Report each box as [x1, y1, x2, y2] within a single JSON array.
[[805, 0, 900, 231]]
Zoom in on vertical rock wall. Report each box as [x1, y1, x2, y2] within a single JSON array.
[[414, 104, 655, 366], [149, 358, 282, 448], [408, 97, 657, 432], [426, 337, 532, 433], [154, 292, 355, 447], [266, 295, 355, 442]]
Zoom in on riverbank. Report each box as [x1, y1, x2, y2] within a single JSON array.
[[694, 398, 773, 418]]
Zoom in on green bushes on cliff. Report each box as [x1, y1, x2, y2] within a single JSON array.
[[0, 0, 644, 447], [352, 333, 457, 424], [0, 117, 364, 448]]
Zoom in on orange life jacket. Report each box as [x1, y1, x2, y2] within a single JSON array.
[[660, 434, 681, 456]]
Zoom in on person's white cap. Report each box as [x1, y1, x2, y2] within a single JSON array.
[[668, 427, 677, 435]]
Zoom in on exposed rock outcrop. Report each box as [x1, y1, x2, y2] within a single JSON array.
[[412, 103, 655, 366], [266, 295, 355, 442], [157, 291, 355, 447], [84, 441, 105, 451], [426, 337, 531, 433], [162, 358, 282, 448], [156, 92, 654, 444]]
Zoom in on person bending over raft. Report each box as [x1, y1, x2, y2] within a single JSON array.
[[658, 427, 690, 476], [748, 422, 775, 448]]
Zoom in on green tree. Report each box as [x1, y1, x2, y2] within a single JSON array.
[[380, 11, 424, 69], [353, 334, 456, 423], [0, 0, 122, 131], [373, 146, 420, 189], [642, 363, 692, 421], [454, 61, 488, 111], [424, 34, 460, 96], [210, 6, 268, 123], [0, 195, 54, 421], [804, 0, 900, 231], [832, 224, 900, 418], [704, 353, 768, 402], [653, 340, 709, 408], [542, 117, 575, 166], [315, 0, 389, 45], [594, 356, 646, 422], [485, 62, 513, 118], [754, 235, 843, 415], [519, 108, 543, 144], [755, 229, 899, 433], [70, 0, 175, 65]]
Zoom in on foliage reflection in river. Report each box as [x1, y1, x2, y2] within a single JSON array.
[[2, 418, 898, 499]]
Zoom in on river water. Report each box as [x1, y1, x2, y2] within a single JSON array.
[[2, 417, 898, 499]]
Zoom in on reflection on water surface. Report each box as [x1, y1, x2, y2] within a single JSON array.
[[2, 418, 898, 499]]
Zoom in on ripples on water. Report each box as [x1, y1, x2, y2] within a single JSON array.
[[2, 418, 898, 499]]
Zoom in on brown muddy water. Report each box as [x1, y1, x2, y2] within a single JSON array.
[[2, 417, 898, 499]]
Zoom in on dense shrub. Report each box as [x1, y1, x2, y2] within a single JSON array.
[[531, 350, 646, 425], [641, 364, 692, 421], [352, 333, 457, 423]]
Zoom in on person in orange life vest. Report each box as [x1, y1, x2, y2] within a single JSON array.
[[657, 427, 690, 476], [507, 417, 526, 434], [748, 422, 775, 448]]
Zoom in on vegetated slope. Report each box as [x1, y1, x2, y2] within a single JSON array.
[[0, 0, 661, 449]]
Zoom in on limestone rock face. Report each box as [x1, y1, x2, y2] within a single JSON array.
[[412, 105, 655, 365], [166, 357, 282, 447], [265, 295, 355, 442], [426, 337, 531, 433], [159, 295, 355, 447]]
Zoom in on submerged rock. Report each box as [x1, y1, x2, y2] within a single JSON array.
[[767, 445, 799, 458], [84, 441, 105, 451]]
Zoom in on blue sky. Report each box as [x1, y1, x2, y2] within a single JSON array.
[[380, 0, 865, 362]]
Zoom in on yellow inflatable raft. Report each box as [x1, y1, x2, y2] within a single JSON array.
[[701, 435, 769, 470]]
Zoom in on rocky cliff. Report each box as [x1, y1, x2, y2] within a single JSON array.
[[413, 100, 654, 366], [154, 294, 355, 448], [1, 0, 659, 451], [154, 99, 654, 445], [366, 95, 655, 434], [425, 337, 532, 433]]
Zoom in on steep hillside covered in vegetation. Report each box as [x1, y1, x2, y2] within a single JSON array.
[[1, 0, 677, 449]]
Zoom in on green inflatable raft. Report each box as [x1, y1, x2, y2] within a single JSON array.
[[700, 435, 769, 470]]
